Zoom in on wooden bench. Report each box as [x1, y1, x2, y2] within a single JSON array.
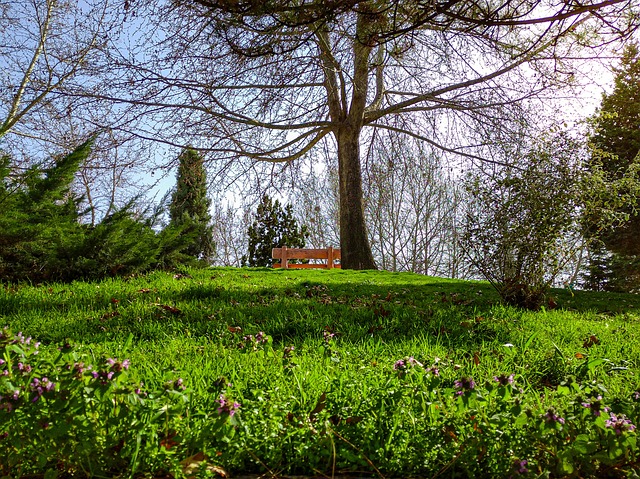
[[272, 247, 341, 270]]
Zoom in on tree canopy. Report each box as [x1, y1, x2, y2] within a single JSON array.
[[105, 0, 638, 268]]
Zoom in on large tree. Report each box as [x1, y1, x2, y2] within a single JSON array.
[[106, 0, 637, 269]]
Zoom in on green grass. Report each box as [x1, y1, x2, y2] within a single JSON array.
[[2, 267, 640, 477]]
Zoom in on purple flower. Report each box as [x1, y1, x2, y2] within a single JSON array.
[[135, 381, 146, 396], [322, 330, 336, 342], [581, 396, 607, 417], [605, 413, 636, 435], [394, 356, 423, 372], [544, 409, 565, 425], [16, 363, 31, 373], [393, 359, 406, 371], [633, 391, 640, 401], [217, 394, 240, 416], [493, 374, 515, 386], [454, 377, 476, 396], [30, 377, 55, 402], [427, 366, 440, 376], [514, 459, 528, 474]]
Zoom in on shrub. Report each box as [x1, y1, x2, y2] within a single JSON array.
[[461, 134, 584, 309]]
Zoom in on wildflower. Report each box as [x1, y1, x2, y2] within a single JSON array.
[[30, 377, 55, 402], [393, 359, 406, 371], [512, 459, 528, 475], [633, 391, 640, 401], [394, 356, 423, 372], [454, 377, 476, 396], [92, 369, 115, 385], [493, 374, 515, 386], [217, 394, 240, 416], [581, 396, 608, 417], [283, 345, 295, 358], [605, 413, 636, 435], [16, 363, 31, 373], [427, 366, 440, 376], [135, 381, 147, 396], [322, 330, 336, 342], [544, 409, 565, 425]]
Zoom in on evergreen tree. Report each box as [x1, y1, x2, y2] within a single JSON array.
[[585, 43, 640, 290], [0, 139, 197, 282], [0, 140, 90, 281], [244, 195, 308, 267], [169, 148, 215, 262]]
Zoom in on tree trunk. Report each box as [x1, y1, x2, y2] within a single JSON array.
[[336, 125, 377, 270]]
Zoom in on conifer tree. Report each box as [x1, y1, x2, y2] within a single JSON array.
[[0, 139, 196, 282], [244, 195, 308, 267], [585, 43, 640, 290], [168, 147, 215, 261]]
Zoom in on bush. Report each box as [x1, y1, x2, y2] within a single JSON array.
[[461, 135, 584, 310]]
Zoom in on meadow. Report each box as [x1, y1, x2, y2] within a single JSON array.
[[1, 267, 640, 478]]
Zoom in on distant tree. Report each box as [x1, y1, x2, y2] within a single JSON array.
[[584, 44, 640, 290], [169, 148, 215, 262], [244, 195, 308, 267]]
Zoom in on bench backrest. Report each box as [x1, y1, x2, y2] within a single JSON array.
[[272, 247, 341, 269]]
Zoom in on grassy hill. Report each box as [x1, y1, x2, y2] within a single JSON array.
[[1, 268, 639, 477]]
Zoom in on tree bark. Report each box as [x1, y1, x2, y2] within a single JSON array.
[[336, 124, 377, 269]]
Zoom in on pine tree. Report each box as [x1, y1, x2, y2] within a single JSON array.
[[584, 43, 640, 290], [168, 148, 215, 262], [244, 195, 308, 267]]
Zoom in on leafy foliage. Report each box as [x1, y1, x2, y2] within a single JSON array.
[[244, 194, 308, 267], [0, 327, 236, 477], [168, 148, 215, 262]]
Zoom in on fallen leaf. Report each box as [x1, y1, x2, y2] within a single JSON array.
[[583, 335, 600, 348], [155, 304, 182, 314], [473, 351, 481, 366], [309, 392, 326, 421], [180, 452, 227, 478]]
